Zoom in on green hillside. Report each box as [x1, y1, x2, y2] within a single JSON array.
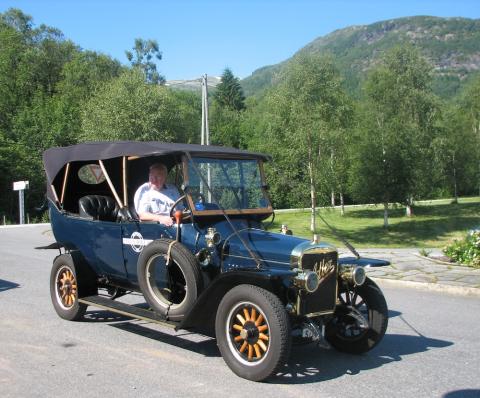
[[242, 16, 480, 98]]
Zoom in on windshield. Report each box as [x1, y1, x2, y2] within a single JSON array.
[[187, 157, 270, 212]]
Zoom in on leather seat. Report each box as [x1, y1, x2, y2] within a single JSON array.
[[78, 195, 119, 222]]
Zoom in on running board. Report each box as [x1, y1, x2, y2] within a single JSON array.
[[78, 295, 179, 329]]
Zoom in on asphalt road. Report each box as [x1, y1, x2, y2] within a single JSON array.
[[0, 225, 479, 398]]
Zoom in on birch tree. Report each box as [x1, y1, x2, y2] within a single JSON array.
[[261, 54, 352, 232], [349, 45, 439, 227]]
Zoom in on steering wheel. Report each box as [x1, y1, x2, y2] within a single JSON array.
[[169, 195, 191, 222]]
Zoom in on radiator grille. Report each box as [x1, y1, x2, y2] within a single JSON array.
[[298, 249, 338, 316]]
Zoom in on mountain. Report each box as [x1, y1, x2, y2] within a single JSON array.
[[241, 16, 480, 98], [165, 76, 221, 91]]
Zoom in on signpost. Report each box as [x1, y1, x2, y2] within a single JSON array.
[[13, 180, 29, 224]]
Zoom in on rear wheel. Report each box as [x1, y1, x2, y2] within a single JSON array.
[[50, 254, 93, 321], [215, 284, 291, 381], [326, 277, 388, 354]]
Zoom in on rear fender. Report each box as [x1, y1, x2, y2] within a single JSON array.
[[55, 250, 98, 297]]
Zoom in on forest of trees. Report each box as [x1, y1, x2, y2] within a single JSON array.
[[1, 9, 479, 225]]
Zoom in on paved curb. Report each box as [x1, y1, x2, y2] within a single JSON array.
[[0, 223, 50, 229], [412, 252, 466, 267], [372, 277, 480, 297]]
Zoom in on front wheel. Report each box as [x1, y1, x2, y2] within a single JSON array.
[[326, 277, 388, 354], [215, 284, 291, 382]]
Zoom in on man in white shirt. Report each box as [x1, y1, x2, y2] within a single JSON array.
[[134, 163, 181, 226]]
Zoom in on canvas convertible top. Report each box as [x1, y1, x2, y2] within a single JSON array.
[[43, 141, 270, 185]]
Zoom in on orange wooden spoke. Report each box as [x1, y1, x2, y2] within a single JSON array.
[[236, 314, 246, 325], [233, 324, 243, 332], [255, 314, 263, 326], [258, 325, 268, 332], [248, 344, 253, 361], [259, 333, 269, 341], [257, 340, 267, 352], [250, 308, 257, 322], [243, 308, 250, 321], [234, 335, 244, 342], [239, 341, 248, 353], [254, 344, 261, 358]]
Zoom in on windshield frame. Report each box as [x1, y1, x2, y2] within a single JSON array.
[[182, 155, 273, 216]]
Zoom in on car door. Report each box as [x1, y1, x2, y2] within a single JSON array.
[[93, 220, 127, 282], [121, 222, 175, 285]]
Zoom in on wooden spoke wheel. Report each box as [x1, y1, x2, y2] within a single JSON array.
[[326, 278, 388, 354], [215, 284, 291, 382], [56, 266, 78, 309], [228, 302, 270, 363], [50, 254, 94, 321]]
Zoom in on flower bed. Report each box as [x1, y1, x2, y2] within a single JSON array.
[[443, 230, 480, 268]]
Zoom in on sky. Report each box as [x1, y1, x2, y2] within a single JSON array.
[[1, 0, 479, 81]]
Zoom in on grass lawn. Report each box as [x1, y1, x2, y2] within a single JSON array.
[[267, 197, 480, 249]]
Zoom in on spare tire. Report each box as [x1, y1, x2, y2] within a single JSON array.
[[137, 239, 203, 321]]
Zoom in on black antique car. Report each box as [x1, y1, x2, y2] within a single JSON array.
[[40, 141, 388, 381]]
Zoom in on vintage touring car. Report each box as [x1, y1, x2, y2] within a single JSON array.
[[39, 141, 388, 381]]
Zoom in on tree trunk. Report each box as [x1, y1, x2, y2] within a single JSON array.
[[340, 192, 345, 216], [383, 203, 389, 228], [308, 151, 316, 233], [330, 150, 335, 208], [453, 153, 458, 204], [406, 196, 414, 217]]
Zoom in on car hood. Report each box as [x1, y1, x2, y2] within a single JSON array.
[[224, 229, 332, 268], [220, 227, 390, 269]]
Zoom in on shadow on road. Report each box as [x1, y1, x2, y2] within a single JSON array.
[[110, 321, 220, 357], [0, 279, 20, 292], [84, 309, 133, 323], [272, 333, 453, 384], [82, 306, 453, 384]]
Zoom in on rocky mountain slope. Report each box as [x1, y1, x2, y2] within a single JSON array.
[[241, 16, 480, 98]]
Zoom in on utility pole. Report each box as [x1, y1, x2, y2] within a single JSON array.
[[201, 74, 212, 200], [166, 74, 215, 198], [201, 74, 210, 146]]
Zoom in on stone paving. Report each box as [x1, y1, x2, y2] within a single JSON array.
[[339, 247, 480, 296]]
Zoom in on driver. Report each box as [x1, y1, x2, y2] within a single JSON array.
[[134, 163, 180, 226]]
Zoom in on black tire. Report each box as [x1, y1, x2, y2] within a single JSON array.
[[215, 284, 291, 382], [326, 277, 388, 354], [137, 239, 202, 321], [50, 254, 94, 321]]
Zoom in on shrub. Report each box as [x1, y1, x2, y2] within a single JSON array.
[[443, 230, 480, 268]]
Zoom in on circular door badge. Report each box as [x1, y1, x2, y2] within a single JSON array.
[[123, 232, 153, 253], [130, 232, 145, 253]]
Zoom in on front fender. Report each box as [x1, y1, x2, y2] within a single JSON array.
[[178, 270, 289, 334], [339, 257, 390, 267]]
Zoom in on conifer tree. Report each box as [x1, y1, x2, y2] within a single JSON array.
[[214, 68, 245, 111]]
